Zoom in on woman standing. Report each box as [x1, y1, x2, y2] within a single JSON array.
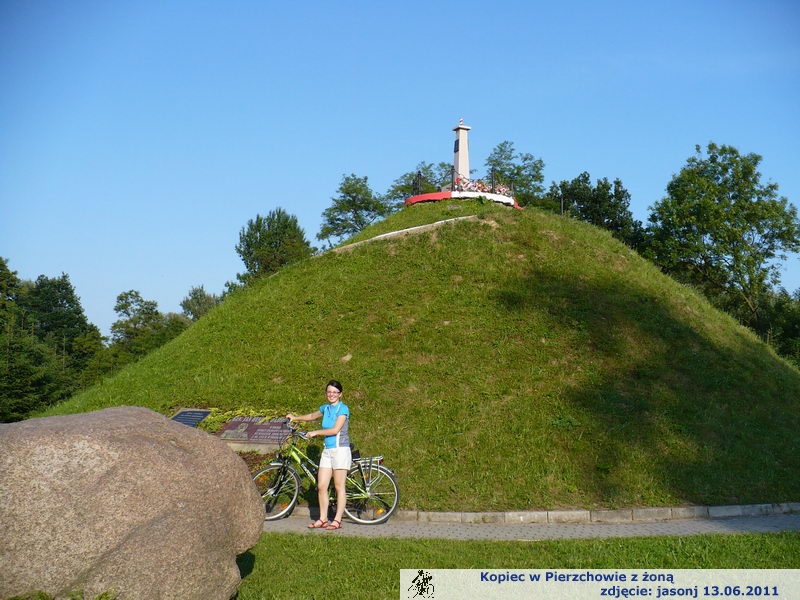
[[287, 379, 351, 530]]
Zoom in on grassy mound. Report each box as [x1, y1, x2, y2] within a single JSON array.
[[44, 201, 800, 511]]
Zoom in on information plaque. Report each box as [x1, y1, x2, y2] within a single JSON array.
[[217, 416, 290, 453], [170, 408, 212, 428]]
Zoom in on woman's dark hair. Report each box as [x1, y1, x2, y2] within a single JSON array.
[[326, 379, 343, 392]]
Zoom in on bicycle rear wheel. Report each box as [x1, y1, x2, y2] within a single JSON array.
[[254, 464, 300, 521], [342, 462, 399, 524]]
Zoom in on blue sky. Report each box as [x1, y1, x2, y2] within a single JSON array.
[[2, 0, 799, 336]]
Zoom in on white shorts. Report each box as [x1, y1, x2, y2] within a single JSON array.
[[319, 447, 352, 470]]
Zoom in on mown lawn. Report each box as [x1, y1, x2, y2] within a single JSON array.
[[235, 532, 800, 600]]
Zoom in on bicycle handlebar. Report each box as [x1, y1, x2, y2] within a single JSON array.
[[281, 418, 309, 440]]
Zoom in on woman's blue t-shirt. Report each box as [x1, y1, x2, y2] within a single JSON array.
[[319, 402, 350, 449]]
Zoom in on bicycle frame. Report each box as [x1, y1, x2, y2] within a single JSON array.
[[275, 426, 385, 483], [276, 435, 321, 485]]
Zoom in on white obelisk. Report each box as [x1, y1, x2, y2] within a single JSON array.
[[453, 119, 471, 186]]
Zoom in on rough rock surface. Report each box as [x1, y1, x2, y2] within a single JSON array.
[[0, 406, 265, 600]]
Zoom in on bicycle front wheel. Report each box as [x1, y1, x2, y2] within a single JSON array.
[[343, 462, 400, 524], [254, 464, 300, 521]]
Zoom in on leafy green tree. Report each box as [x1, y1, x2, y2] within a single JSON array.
[[484, 141, 546, 207], [109, 290, 189, 358], [150, 312, 192, 347], [71, 327, 105, 376], [78, 343, 127, 386], [0, 325, 67, 422], [646, 143, 800, 326], [17, 273, 102, 373], [82, 290, 190, 384], [235, 208, 314, 285], [110, 290, 161, 345], [317, 174, 389, 246], [755, 287, 800, 366], [546, 172, 645, 249], [0, 257, 19, 320], [383, 161, 453, 210], [181, 285, 221, 321], [0, 258, 71, 421]]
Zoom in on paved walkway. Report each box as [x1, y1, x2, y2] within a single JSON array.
[[262, 504, 800, 541]]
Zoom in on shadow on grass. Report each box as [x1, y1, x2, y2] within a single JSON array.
[[237, 551, 256, 579], [494, 262, 800, 507]]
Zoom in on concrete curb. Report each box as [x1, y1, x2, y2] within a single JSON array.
[[283, 502, 800, 524]]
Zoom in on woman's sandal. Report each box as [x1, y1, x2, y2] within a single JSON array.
[[325, 519, 342, 530], [308, 519, 328, 529]]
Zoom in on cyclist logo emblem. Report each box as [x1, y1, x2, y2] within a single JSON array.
[[408, 569, 434, 598]]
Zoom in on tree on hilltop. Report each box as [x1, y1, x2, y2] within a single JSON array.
[[235, 208, 314, 286], [317, 174, 389, 246], [484, 141, 545, 207], [383, 161, 453, 211], [754, 287, 800, 366], [181, 285, 221, 321], [646, 142, 800, 327], [546, 172, 644, 249]]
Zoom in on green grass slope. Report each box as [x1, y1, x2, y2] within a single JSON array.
[[45, 200, 800, 511]]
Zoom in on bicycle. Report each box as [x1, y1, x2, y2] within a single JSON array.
[[253, 419, 400, 525]]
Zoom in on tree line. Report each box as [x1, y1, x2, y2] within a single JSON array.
[[2, 140, 798, 422]]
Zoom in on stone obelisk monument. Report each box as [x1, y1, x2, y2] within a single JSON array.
[[453, 118, 471, 183], [404, 120, 520, 209]]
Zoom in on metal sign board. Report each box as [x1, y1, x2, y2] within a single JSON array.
[[217, 417, 291, 453], [170, 408, 212, 428]]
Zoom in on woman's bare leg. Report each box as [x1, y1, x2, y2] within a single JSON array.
[[317, 466, 333, 521], [332, 468, 348, 523]]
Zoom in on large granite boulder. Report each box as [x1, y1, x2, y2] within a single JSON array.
[[0, 406, 265, 600]]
